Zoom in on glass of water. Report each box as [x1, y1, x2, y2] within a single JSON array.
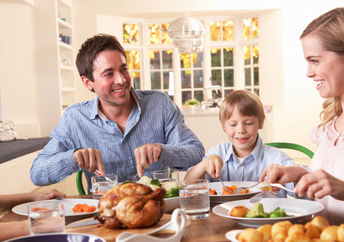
[[153, 168, 180, 182], [28, 200, 65, 235], [90, 174, 118, 199], [179, 178, 210, 220]]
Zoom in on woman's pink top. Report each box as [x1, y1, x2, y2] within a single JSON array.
[[309, 117, 344, 224]]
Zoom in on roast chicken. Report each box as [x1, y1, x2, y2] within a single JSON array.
[[96, 182, 166, 229]]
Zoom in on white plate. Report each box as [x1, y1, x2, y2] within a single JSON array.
[[165, 196, 180, 213], [4, 232, 105, 242], [225, 229, 242, 242], [213, 198, 324, 227], [12, 199, 99, 217], [209, 181, 261, 203]]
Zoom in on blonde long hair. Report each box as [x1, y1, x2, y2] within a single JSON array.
[[300, 7, 344, 129]]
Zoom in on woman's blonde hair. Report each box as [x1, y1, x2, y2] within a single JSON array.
[[219, 90, 265, 129], [300, 7, 344, 129]]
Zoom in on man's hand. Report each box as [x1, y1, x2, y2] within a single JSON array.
[[134, 143, 162, 177], [73, 148, 105, 175]]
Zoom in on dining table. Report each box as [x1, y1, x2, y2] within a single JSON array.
[[0, 195, 245, 242]]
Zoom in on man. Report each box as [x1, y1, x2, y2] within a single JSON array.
[[30, 34, 204, 189]]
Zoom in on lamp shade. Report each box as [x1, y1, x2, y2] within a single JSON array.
[[168, 17, 204, 53]]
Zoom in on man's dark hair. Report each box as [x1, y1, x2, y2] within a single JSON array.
[[76, 34, 126, 82]]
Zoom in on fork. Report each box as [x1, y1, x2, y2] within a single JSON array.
[[267, 183, 294, 193], [218, 178, 229, 192], [95, 169, 113, 182], [239, 181, 262, 190]]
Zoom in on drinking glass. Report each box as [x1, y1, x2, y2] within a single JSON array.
[[90, 174, 118, 199], [28, 200, 65, 235], [153, 168, 180, 182], [179, 178, 210, 220]]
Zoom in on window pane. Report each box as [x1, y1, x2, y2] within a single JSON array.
[[181, 71, 191, 88], [253, 45, 259, 64], [224, 69, 234, 87], [182, 91, 192, 104], [211, 48, 221, 67], [180, 53, 191, 69], [223, 20, 234, 41], [194, 70, 203, 88], [211, 69, 221, 86], [254, 88, 259, 96], [151, 71, 161, 89], [210, 20, 221, 41], [242, 18, 251, 40], [254, 67, 259, 86], [150, 50, 160, 69], [163, 71, 173, 89], [252, 17, 258, 39], [162, 50, 173, 69], [194, 91, 203, 102], [161, 24, 172, 44], [148, 24, 160, 44], [224, 89, 232, 97], [131, 50, 140, 69], [123, 23, 140, 44], [132, 71, 140, 89], [245, 68, 251, 86], [125, 51, 132, 69], [243, 46, 251, 65], [223, 48, 233, 66], [213, 89, 222, 99], [193, 52, 203, 68]]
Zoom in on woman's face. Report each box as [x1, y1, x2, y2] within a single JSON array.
[[302, 34, 344, 100]]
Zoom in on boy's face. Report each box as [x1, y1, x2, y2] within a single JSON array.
[[223, 106, 260, 158]]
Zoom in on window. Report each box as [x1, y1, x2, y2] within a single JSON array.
[[121, 16, 260, 107]]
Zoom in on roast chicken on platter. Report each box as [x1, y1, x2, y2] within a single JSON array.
[[96, 182, 166, 229]]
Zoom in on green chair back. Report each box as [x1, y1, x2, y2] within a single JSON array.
[[76, 170, 86, 195], [265, 142, 314, 159]]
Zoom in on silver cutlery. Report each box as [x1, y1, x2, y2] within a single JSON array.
[[218, 178, 229, 192]]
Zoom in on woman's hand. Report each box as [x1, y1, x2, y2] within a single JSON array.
[[32, 189, 66, 201], [295, 169, 344, 200], [259, 164, 307, 184], [201, 155, 223, 178]]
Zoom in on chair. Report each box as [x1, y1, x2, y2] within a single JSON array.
[[265, 142, 314, 159], [76, 170, 86, 195]]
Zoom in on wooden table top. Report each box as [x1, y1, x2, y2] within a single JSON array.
[[0, 195, 244, 242]]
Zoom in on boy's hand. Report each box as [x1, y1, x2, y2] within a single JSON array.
[[202, 155, 223, 178]]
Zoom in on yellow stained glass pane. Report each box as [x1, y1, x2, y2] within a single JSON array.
[[130, 24, 140, 44], [242, 18, 251, 40], [161, 24, 172, 44], [123, 24, 131, 44], [123, 23, 140, 44], [243, 45, 251, 64], [222, 20, 234, 41], [125, 51, 132, 69], [148, 24, 160, 44], [132, 50, 140, 70], [210, 20, 221, 41], [252, 17, 258, 39]]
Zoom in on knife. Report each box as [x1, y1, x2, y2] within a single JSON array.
[[66, 219, 99, 228]]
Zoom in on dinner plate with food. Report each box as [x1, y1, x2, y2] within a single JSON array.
[[12, 198, 99, 217], [137, 176, 180, 212], [225, 215, 343, 242], [213, 198, 324, 227], [209, 181, 262, 204]]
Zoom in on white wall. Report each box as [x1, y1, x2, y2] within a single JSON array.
[[0, 2, 40, 138]]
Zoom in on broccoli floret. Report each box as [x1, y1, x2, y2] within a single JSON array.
[[245, 202, 269, 218], [150, 179, 161, 186], [122, 180, 134, 184], [165, 187, 180, 198], [269, 207, 288, 218]]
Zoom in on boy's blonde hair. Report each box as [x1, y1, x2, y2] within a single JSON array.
[[300, 7, 344, 129], [219, 90, 265, 129]]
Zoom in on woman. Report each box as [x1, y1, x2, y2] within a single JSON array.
[[260, 7, 344, 224]]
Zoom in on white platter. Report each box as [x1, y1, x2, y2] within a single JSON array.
[[225, 229, 242, 242], [165, 196, 180, 213], [209, 181, 262, 203], [12, 198, 99, 217], [213, 198, 324, 227]]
